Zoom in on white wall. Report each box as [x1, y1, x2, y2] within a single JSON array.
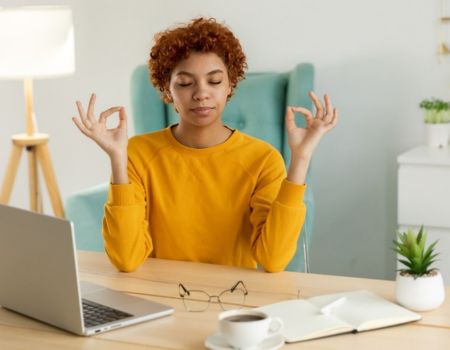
[[1, 0, 449, 280]]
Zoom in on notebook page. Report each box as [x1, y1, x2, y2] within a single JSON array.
[[258, 299, 353, 342], [308, 290, 421, 331]]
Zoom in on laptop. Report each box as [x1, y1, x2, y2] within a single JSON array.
[[0, 204, 174, 336]]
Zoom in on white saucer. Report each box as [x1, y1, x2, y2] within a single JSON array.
[[204, 332, 284, 350]]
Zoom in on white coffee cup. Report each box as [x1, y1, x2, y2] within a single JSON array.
[[218, 309, 283, 349]]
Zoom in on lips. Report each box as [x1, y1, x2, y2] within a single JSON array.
[[191, 107, 214, 115]]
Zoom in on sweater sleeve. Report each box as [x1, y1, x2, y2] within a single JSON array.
[[102, 151, 153, 272], [249, 150, 306, 273]]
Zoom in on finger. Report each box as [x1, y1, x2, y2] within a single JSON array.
[[87, 93, 96, 121], [325, 108, 338, 132], [291, 106, 313, 123], [329, 108, 339, 128], [323, 94, 333, 123], [76, 101, 92, 129], [99, 106, 122, 124], [285, 107, 297, 131], [76, 100, 88, 124], [72, 116, 91, 137], [324, 94, 332, 114], [118, 107, 128, 129], [76, 100, 86, 119], [309, 91, 324, 119], [323, 95, 334, 124]]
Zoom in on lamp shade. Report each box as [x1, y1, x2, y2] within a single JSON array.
[[0, 6, 75, 79]]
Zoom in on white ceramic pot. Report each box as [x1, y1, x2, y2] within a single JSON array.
[[426, 124, 450, 148], [395, 271, 445, 311]]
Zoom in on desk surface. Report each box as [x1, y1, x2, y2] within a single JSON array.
[[1, 251, 449, 349]]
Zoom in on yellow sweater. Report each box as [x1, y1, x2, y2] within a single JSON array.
[[103, 126, 306, 273]]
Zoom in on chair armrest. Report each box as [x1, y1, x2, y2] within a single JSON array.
[[285, 186, 314, 272], [65, 183, 109, 252]]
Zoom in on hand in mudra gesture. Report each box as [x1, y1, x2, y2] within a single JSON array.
[[286, 91, 338, 160], [72, 93, 128, 157]]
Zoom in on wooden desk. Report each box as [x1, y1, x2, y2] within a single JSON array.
[[0, 251, 449, 349]]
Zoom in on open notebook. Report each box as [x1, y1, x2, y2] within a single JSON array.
[[257, 290, 421, 342]]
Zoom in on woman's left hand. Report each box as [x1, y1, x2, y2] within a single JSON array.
[[286, 91, 338, 160]]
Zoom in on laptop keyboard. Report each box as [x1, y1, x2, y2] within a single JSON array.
[[82, 299, 133, 328]]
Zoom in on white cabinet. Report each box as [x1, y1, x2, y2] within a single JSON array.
[[397, 146, 450, 285]]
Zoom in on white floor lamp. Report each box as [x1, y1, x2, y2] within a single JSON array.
[[0, 6, 75, 218]]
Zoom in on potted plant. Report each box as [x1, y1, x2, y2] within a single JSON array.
[[394, 226, 445, 311], [419, 98, 450, 147]]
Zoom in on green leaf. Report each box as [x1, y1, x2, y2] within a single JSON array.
[[398, 232, 408, 245], [411, 240, 420, 259], [423, 240, 439, 259], [423, 253, 439, 265], [398, 259, 413, 269], [417, 226, 426, 252], [393, 226, 440, 274], [423, 241, 439, 266]]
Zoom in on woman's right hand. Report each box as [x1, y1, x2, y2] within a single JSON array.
[[72, 93, 128, 158]]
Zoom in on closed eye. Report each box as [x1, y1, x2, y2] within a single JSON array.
[[176, 81, 222, 87]]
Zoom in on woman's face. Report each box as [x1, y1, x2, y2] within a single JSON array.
[[168, 52, 231, 128]]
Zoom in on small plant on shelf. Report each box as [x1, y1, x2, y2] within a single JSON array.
[[419, 98, 450, 124]]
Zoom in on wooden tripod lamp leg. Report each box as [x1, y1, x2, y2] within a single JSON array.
[[27, 146, 40, 212], [36, 144, 65, 218], [0, 143, 24, 204]]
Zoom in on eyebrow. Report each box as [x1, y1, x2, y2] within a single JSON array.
[[175, 69, 224, 77]]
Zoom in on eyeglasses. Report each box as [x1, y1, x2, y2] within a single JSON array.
[[178, 280, 248, 312]]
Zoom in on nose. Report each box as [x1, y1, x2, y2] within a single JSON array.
[[193, 81, 210, 101]]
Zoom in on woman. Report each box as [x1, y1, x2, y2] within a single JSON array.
[[73, 18, 338, 273]]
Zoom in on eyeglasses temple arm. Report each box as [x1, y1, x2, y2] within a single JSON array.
[[178, 283, 190, 297]]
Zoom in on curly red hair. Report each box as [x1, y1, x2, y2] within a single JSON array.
[[149, 17, 247, 103]]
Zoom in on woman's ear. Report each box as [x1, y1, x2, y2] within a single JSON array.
[[163, 82, 173, 103], [165, 91, 173, 103], [164, 87, 178, 112]]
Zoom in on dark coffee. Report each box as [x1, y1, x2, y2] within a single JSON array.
[[224, 315, 266, 323]]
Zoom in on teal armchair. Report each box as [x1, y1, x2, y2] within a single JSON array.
[[66, 63, 315, 272]]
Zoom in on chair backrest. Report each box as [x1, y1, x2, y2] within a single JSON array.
[[130, 63, 315, 272]]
